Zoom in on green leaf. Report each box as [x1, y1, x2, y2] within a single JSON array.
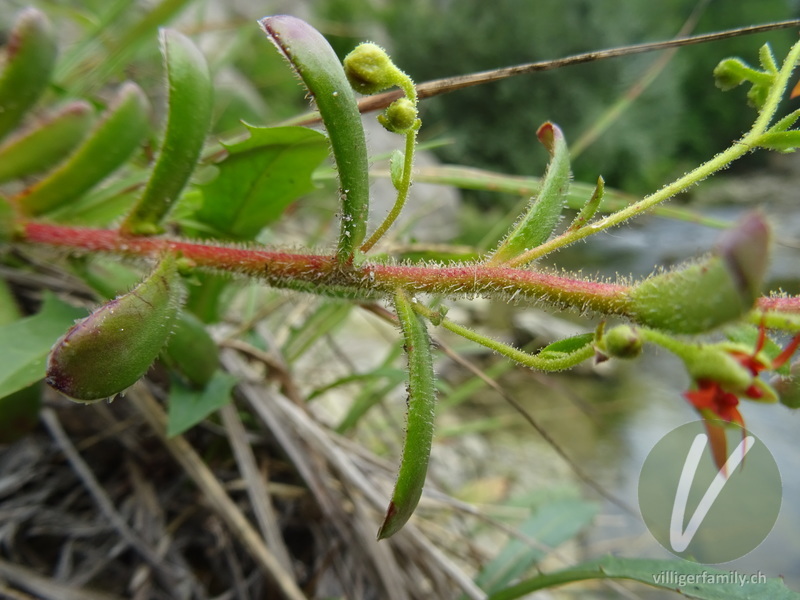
[[536, 333, 595, 361], [194, 124, 328, 239], [0, 101, 95, 183], [0, 9, 58, 140], [475, 497, 598, 593], [282, 301, 352, 363], [489, 556, 800, 600], [17, 82, 150, 216], [0, 292, 85, 399], [378, 291, 438, 540], [166, 371, 237, 437], [488, 122, 572, 265], [754, 131, 800, 152], [121, 28, 213, 235], [260, 15, 370, 261]]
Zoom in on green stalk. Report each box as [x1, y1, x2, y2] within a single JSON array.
[[507, 38, 800, 266]]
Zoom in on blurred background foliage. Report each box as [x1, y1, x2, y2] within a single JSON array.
[[318, 0, 799, 197]]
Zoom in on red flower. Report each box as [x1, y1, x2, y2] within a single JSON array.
[[684, 325, 800, 472]]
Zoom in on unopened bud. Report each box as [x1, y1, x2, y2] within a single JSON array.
[[602, 325, 643, 359], [378, 98, 418, 133], [343, 42, 402, 95]]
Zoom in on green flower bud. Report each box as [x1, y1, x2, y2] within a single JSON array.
[[627, 212, 769, 334], [378, 97, 419, 133], [343, 42, 402, 95], [46, 255, 184, 402], [602, 325, 643, 359]]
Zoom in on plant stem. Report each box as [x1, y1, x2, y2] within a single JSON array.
[[411, 301, 595, 371], [507, 38, 800, 266], [361, 129, 418, 253], [19, 222, 800, 319]]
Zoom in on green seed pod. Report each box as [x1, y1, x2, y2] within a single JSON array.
[[0, 101, 94, 183], [260, 15, 369, 262], [343, 42, 402, 95], [378, 291, 437, 540], [17, 82, 149, 216], [627, 212, 769, 334], [602, 325, 643, 359], [46, 255, 184, 402], [0, 9, 58, 140], [378, 98, 418, 134]]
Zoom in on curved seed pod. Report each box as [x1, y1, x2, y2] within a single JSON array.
[[488, 122, 571, 266], [16, 82, 149, 216], [259, 15, 369, 263], [627, 212, 769, 334], [378, 291, 437, 540], [121, 29, 213, 235], [162, 310, 219, 388], [0, 101, 94, 183], [46, 255, 184, 402], [0, 9, 58, 140]]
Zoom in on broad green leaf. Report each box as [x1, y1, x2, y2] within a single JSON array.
[[489, 555, 800, 600], [194, 124, 329, 239], [166, 371, 237, 437], [122, 28, 213, 234], [0, 102, 94, 183], [537, 333, 595, 360], [475, 497, 598, 593], [0, 292, 85, 399], [0, 9, 57, 140], [17, 82, 149, 216]]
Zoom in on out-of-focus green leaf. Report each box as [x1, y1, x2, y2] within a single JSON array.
[[16, 82, 149, 216], [193, 124, 328, 239], [166, 371, 237, 437], [0, 9, 58, 140], [475, 497, 598, 593], [489, 556, 800, 600], [0, 102, 94, 183], [0, 292, 85, 399], [282, 301, 352, 363]]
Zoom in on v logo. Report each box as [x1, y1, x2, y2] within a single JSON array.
[[669, 433, 754, 552]]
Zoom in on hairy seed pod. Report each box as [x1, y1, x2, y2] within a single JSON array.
[[46, 255, 184, 402]]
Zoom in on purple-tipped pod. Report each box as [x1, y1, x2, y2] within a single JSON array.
[[488, 122, 571, 265], [627, 212, 769, 334], [46, 255, 184, 402], [259, 16, 369, 263], [378, 291, 437, 540]]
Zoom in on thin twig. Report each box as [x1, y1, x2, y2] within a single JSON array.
[[219, 402, 295, 573], [291, 20, 800, 125]]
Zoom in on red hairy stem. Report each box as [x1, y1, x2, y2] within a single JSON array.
[[19, 223, 800, 317]]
